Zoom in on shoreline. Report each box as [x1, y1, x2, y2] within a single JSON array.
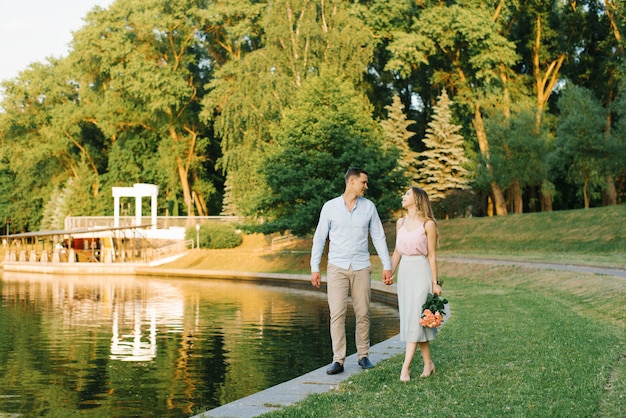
[[1, 261, 400, 417], [195, 333, 407, 418], [2, 257, 623, 417], [0, 262, 400, 307], [135, 267, 400, 307]]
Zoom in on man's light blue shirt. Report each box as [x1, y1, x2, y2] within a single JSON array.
[[310, 196, 392, 272]]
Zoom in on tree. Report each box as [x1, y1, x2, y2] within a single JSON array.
[[2, 0, 625, 230], [380, 95, 418, 182], [554, 84, 608, 208], [486, 100, 552, 213], [202, 0, 376, 217], [566, 0, 625, 205], [0, 58, 107, 231], [255, 72, 406, 236], [385, 4, 519, 215], [609, 80, 626, 202], [418, 89, 470, 202], [197, 0, 266, 65], [40, 166, 101, 230], [70, 0, 217, 217], [510, 0, 621, 210]]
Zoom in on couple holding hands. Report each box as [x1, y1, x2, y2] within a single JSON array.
[[310, 167, 442, 382]]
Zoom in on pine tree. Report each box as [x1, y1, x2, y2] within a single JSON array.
[[40, 180, 73, 230], [380, 95, 419, 183], [419, 89, 470, 200], [40, 188, 63, 230], [220, 179, 237, 216]]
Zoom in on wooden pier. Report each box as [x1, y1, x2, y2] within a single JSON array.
[[2, 225, 190, 274]]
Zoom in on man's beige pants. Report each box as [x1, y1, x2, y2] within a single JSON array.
[[327, 263, 371, 364]]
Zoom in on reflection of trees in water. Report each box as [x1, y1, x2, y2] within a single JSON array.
[[191, 315, 228, 409], [0, 275, 399, 415]]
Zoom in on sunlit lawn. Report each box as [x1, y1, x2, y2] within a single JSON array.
[[169, 205, 626, 417], [261, 263, 625, 417]]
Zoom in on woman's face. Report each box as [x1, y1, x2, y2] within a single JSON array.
[[401, 189, 414, 209]]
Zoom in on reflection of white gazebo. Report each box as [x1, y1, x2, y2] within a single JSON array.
[[112, 183, 159, 229], [110, 305, 157, 362]]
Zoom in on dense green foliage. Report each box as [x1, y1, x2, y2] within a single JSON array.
[[555, 84, 615, 208], [0, 0, 625, 234], [256, 73, 406, 235]]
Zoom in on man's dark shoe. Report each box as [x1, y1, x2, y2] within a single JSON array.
[[326, 362, 344, 375], [358, 357, 374, 369]]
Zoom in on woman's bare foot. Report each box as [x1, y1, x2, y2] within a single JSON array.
[[400, 369, 410, 382]]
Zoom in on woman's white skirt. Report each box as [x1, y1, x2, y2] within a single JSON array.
[[397, 255, 437, 343]]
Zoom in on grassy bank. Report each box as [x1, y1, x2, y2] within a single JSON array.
[[263, 263, 625, 417], [168, 204, 626, 274], [437, 205, 626, 268], [167, 206, 625, 417]]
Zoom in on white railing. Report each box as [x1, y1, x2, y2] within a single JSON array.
[[271, 234, 296, 250], [65, 216, 239, 231], [144, 240, 194, 262]]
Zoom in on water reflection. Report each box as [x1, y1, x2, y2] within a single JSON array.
[[0, 272, 399, 417]]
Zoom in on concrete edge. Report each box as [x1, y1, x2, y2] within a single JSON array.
[[134, 268, 399, 307], [195, 334, 407, 418]]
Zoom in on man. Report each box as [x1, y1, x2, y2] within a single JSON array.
[[310, 167, 393, 375]]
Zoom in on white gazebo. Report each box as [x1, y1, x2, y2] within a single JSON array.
[[112, 183, 159, 229]]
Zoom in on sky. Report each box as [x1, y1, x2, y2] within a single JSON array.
[[0, 0, 115, 84]]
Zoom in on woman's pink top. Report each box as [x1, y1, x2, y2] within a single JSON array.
[[395, 219, 428, 256]]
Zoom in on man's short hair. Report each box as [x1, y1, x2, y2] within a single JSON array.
[[345, 167, 368, 183]]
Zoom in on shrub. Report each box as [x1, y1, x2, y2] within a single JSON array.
[[186, 223, 243, 249]]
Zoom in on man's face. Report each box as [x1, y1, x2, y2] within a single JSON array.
[[351, 173, 369, 196]]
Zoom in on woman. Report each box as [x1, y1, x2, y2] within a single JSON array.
[[391, 187, 442, 382]]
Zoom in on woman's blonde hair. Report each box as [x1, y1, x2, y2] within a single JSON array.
[[411, 187, 439, 241]]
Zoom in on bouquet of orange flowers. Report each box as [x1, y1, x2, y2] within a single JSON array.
[[419, 293, 448, 328]]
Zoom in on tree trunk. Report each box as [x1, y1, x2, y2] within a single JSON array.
[[193, 190, 208, 216], [179, 163, 194, 217], [472, 105, 507, 215], [528, 185, 538, 212], [540, 180, 553, 212], [169, 126, 198, 218], [604, 0, 624, 56], [541, 190, 553, 212], [603, 78, 617, 206], [511, 179, 523, 213], [490, 183, 507, 215], [605, 175, 617, 205], [583, 176, 590, 208], [533, 15, 563, 213]]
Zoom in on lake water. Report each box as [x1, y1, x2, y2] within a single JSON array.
[[0, 272, 399, 417]]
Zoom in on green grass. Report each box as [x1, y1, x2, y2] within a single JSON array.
[[167, 206, 626, 417], [167, 205, 626, 273], [436, 205, 626, 269], [261, 265, 625, 417]]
